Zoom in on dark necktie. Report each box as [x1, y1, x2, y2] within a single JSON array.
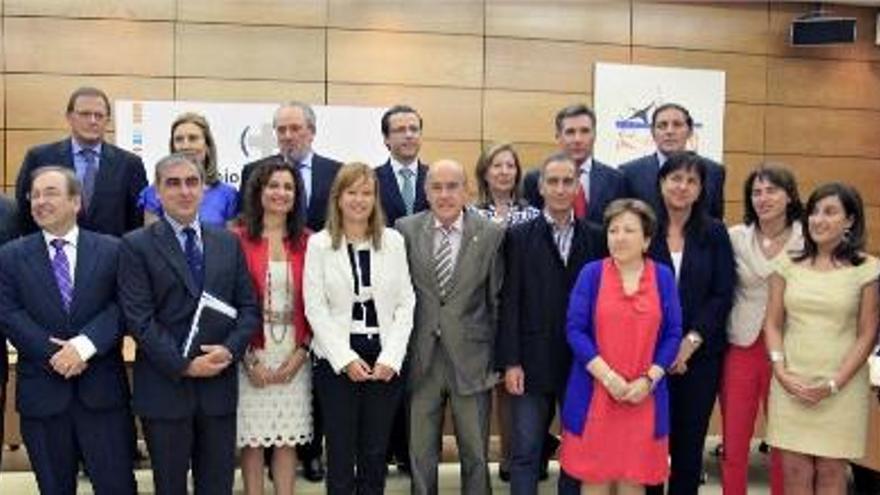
[[183, 227, 204, 288], [80, 148, 98, 211], [50, 239, 73, 312]]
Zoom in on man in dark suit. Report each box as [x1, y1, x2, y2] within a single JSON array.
[[118, 153, 259, 494], [374, 104, 429, 473], [238, 101, 338, 480], [376, 104, 430, 227], [397, 159, 505, 495], [523, 104, 624, 225], [15, 86, 148, 237], [0, 194, 18, 471], [0, 166, 136, 494], [619, 102, 726, 220], [240, 101, 341, 232], [499, 153, 606, 495]]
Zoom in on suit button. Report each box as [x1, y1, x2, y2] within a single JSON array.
[[440, 300, 445, 307], [433, 329, 441, 338]]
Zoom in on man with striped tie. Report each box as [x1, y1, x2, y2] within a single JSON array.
[[0, 166, 136, 493], [395, 159, 505, 495]]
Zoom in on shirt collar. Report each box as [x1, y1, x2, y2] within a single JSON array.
[[656, 150, 668, 168], [577, 156, 593, 175], [43, 225, 79, 250], [164, 214, 202, 239], [542, 209, 575, 230], [433, 211, 464, 232], [71, 138, 102, 157], [391, 156, 419, 175]]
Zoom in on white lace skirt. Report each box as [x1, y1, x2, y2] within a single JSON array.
[[237, 325, 313, 448]]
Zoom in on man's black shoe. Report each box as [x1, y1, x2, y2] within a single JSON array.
[[303, 457, 325, 482]]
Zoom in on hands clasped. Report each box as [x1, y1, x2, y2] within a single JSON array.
[[245, 347, 308, 388], [602, 369, 652, 405], [49, 337, 87, 379], [345, 359, 396, 383]]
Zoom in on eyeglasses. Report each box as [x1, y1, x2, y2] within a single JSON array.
[[389, 125, 421, 136], [73, 110, 108, 122]]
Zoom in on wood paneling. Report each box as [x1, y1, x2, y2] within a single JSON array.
[[765, 106, 880, 158], [175, 79, 324, 104], [175, 24, 325, 81], [177, 0, 326, 26], [327, 84, 482, 141], [768, 4, 880, 62], [6, 74, 173, 129], [767, 57, 880, 110], [327, 30, 483, 88], [722, 152, 764, 207], [5, 0, 175, 20], [5, 130, 69, 185], [509, 142, 560, 169], [328, 0, 483, 35], [632, 47, 768, 104], [762, 154, 880, 206], [485, 0, 630, 44], [486, 38, 629, 93], [633, 3, 770, 55], [5, 18, 174, 76], [483, 90, 586, 144], [419, 140, 483, 193], [725, 104, 764, 153], [867, 207, 880, 254]]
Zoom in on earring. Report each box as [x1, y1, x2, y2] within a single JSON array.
[[842, 228, 853, 245]]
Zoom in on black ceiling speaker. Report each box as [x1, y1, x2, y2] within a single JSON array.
[[791, 14, 857, 46]]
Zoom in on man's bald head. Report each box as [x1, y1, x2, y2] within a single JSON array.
[[425, 159, 467, 226]]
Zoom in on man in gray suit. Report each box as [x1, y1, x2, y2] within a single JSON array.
[[396, 159, 505, 495]]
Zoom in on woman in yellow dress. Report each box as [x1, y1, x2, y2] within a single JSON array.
[[764, 182, 880, 494]]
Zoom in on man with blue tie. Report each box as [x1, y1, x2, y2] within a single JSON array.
[[0, 166, 136, 494], [619, 102, 726, 219], [376, 104, 430, 227], [523, 104, 624, 225], [0, 194, 19, 473], [238, 101, 340, 481], [15, 87, 147, 236], [118, 153, 259, 494]]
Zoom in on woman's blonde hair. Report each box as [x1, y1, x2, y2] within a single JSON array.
[[325, 162, 386, 250]]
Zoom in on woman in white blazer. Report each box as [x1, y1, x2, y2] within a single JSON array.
[[304, 162, 416, 495]]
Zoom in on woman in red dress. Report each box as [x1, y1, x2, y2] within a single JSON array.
[[560, 199, 682, 495]]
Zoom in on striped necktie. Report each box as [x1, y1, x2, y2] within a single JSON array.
[[50, 239, 73, 312], [434, 227, 453, 296]]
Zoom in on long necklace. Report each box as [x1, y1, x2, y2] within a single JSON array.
[[759, 224, 790, 251], [265, 258, 292, 345]]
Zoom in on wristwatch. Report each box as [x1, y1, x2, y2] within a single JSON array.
[[686, 332, 702, 346], [828, 379, 839, 395], [769, 350, 785, 363]]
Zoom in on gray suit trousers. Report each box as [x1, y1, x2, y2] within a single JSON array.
[[409, 345, 492, 495]]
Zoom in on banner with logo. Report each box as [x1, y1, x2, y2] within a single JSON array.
[[114, 101, 389, 188], [593, 63, 726, 166]]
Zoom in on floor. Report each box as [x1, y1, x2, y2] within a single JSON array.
[[0, 437, 772, 494]]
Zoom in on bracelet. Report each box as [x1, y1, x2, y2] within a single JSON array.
[[640, 373, 658, 391], [828, 379, 839, 395], [769, 350, 785, 363]]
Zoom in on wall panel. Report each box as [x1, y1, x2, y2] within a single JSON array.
[[765, 106, 880, 158], [6, 74, 173, 130], [767, 57, 880, 110], [175, 79, 324, 104], [328, 84, 482, 141], [633, 3, 770, 55], [5, 18, 174, 76], [486, 38, 629, 93], [483, 90, 586, 144], [328, 30, 483, 88], [328, 0, 483, 35], [485, 0, 630, 44], [5, 0, 175, 20], [177, 0, 326, 26], [5, 130, 68, 185], [725, 103, 765, 154], [175, 24, 325, 81]]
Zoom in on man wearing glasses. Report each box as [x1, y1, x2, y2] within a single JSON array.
[[15, 87, 148, 237], [376, 105, 430, 228]]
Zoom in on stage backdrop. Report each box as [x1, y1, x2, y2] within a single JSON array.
[[593, 63, 726, 166], [115, 100, 389, 188]]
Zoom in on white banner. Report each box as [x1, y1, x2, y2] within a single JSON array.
[[593, 63, 726, 166], [114, 100, 389, 188]]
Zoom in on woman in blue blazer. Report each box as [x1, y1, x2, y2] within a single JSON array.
[[645, 152, 736, 495]]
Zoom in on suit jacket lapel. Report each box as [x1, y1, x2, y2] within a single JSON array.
[[378, 162, 407, 217], [69, 231, 97, 317], [446, 210, 478, 294], [152, 220, 199, 297], [415, 213, 438, 292], [25, 235, 67, 318]]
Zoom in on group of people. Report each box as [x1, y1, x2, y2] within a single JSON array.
[[0, 86, 875, 495]]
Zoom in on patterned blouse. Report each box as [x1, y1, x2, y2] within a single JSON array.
[[471, 202, 540, 228]]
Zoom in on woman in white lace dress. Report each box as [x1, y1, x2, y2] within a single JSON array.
[[234, 159, 313, 495]]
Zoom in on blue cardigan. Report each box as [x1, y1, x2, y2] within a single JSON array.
[[561, 259, 683, 438]]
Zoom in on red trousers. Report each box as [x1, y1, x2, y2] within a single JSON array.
[[719, 337, 784, 495]]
